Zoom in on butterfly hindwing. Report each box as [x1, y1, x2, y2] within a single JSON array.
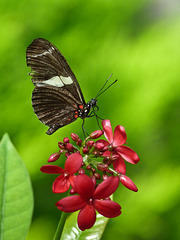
[[32, 86, 81, 134]]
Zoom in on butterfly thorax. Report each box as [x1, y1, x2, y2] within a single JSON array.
[[78, 99, 97, 119]]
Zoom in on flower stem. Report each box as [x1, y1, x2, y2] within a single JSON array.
[[53, 211, 68, 240], [53, 190, 70, 240]]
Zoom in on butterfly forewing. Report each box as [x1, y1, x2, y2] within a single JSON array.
[[26, 38, 85, 103], [26, 38, 86, 134]]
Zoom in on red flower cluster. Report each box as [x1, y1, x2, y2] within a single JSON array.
[[40, 120, 140, 231]]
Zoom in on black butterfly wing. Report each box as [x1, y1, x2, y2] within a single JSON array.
[[26, 38, 85, 104], [26, 38, 86, 134], [32, 86, 80, 134]]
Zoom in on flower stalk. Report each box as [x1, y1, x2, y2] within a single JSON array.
[[53, 209, 68, 240]]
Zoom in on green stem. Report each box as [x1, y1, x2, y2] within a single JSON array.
[[82, 154, 89, 167], [53, 190, 70, 240], [108, 167, 119, 176], [53, 211, 68, 240], [88, 158, 98, 167]]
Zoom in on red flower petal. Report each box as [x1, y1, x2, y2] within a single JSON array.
[[119, 175, 138, 192], [102, 150, 111, 157], [78, 205, 96, 231], [102, 119, 113, 144], [74, 174, 95, 199], [116, 146, 140, 164], [95, 139, 109, 146], [94, 199, 121, 218], [40, 165, 64, 174], [113, 156, 126, 174], [113, 125, 127, 147], [94, 176, 119, 199], [65, 152, 83, 174], [53, 175, 70, 193], [68, 175, 76, 189], [56, 195, 86, 212]]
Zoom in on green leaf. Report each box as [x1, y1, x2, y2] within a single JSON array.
[[0, 134, 33, 240], [60, 211, 109, 240]]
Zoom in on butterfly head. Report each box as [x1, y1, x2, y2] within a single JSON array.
[[90, 98, 99, 112], [89, 98, 97, 107]]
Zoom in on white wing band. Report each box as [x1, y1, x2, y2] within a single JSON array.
[[36, 76, 73, 87]]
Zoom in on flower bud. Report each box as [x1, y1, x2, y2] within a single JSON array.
[[86, 140, 94, 147], [97, 163, 108, 171], [92, 151, 98, 156], [94, 172, 101, 180], [110, 154, 119, 161], [48, 152, 60, 162], [79, 168, 85, 175], [98, 151, 104, 156], [70, 188, 76, 194], [58, 142, 65, 149], [86, 165, 91, 170], [76, 139, 82, 146], [119, 175, 138, 192], [63, 137, 69, 143], [65, 143, 74, 152], [90, 130, 103, 139], [103, 157, 109, 162], [102, 174, 109, 181], [65, 152, 70, 158], [83, 146, 89, 154], [71, 133, 79, 142], [107, 160, 112, 166], [94, 142, 105, 150]]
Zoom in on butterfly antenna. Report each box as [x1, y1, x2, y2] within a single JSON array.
[[95, 76, 117, 99], [94, 74, 113, 99]]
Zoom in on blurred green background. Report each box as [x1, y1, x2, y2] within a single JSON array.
[[0, 0, 180, 239]]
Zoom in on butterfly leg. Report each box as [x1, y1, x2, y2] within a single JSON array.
[[94, 112, 103, 130], [87, 111, 103, 130], [81, 119, 90, 139]]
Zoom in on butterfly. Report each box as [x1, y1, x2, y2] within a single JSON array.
[[26, 38, 116, 135]]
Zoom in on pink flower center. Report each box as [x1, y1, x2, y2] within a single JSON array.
[[88, 198, 94, 205], [109, 143, 117, 150], [64, 172, 69, 177]]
